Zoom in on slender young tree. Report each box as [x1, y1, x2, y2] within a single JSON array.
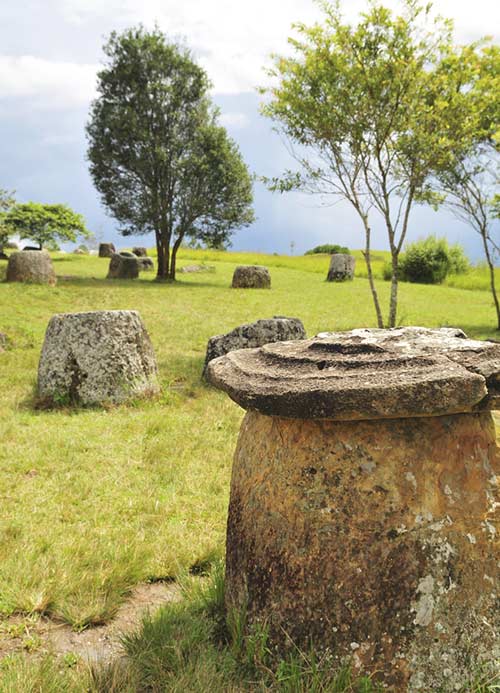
[[87, 27, 254, 282], [437, 144, 500, 329], [261, 1, 488, 327], [434, 45, 500, 329]]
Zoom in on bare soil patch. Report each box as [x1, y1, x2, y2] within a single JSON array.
[[0, 582, 179, 665]]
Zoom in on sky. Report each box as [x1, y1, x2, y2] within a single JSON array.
[[0, 0, 498, 259]]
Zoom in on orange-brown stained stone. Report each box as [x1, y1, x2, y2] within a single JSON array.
[[225, 410, 499, 690]]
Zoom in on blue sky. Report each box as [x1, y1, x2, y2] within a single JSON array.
[[0, 0, 498, 259]]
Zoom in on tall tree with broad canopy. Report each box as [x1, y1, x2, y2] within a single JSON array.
[[5, 202, 90, 250], [86, 27, 254, 282], [261, 0, 490, 327]]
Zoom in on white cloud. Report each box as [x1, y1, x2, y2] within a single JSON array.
[[53, 0, 499, 95], [1, 0, 497, 111], [0, 55, 97, 108]]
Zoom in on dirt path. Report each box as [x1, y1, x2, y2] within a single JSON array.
[[0, 582, 179, 664]]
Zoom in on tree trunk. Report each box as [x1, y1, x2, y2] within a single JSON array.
[[388, 251, 399, 328], [481, 230, 500, 330], [361, 218, 384, 328], [155, 229, 171, 281], [168, 235, 184, 282]]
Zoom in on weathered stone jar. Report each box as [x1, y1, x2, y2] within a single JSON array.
[[38, 310, 160, 406], [326, 253, 355, 281], [207, 327, 500, 691]]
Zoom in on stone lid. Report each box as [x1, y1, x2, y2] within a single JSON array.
[[206, 327, 500, 420]]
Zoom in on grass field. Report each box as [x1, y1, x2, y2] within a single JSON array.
[[0, 248, 499, 690]]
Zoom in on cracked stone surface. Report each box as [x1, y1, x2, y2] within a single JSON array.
[[6, 250, 56, 285], [326, 253, 355, 281], [202, 317, 306, 378], [231, 265, 271, 289], [37, 310, 160, 406], [207, 327, 500, 420]]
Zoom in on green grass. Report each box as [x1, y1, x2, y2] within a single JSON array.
[[0, 248, 499, 689], [173, 246, 500, 291], [4, 563, 494, 692], [86, 562, 384, 693]]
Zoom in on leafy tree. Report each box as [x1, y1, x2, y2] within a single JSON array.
[[5, 202, 90, 250], [0, 189, 16, 254], [261, 1, 489, 327], [86, 27, 254, 282]]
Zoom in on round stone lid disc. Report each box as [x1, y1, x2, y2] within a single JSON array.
[[206, 327, 500, 420]]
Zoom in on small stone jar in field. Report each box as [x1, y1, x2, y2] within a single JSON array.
[[231, 265, 271, 289], [107, 253, 140, 279], [326, 253, 355, 281], [6, 250, 56, 285], [207, 327, 500, 691], [98, 242, 116, 258]]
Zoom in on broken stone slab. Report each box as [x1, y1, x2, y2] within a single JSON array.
[[37, 310, 160, 406], [98, 243, 116, 258], [231, 265, 271, 289], [207, 326, 500, 420], [202, 317, 306, 379], [206, 326, 500, 689], [6, 250, 56, 285], [326, 253, 355, 281], [179, 264, 215, 273], [107, 253, 139, 279]]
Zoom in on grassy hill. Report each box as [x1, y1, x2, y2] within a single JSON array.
[[0, 250, 498, 690]]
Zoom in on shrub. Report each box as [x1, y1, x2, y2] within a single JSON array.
[[305, 244, 349, 255], [394, 236, 470, 284]]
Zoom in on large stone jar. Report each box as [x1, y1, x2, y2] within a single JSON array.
[[207, 327, 500, 691], [38, 310, 160, 406]]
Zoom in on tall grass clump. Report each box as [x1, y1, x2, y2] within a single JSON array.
[[87, 562, 381, 692]]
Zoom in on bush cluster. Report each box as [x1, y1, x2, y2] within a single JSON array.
[[383, 236, 470, 284], [305, 244, 349, 255]]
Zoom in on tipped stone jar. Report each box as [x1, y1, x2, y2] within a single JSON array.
[[38, 310, 160, 406]]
